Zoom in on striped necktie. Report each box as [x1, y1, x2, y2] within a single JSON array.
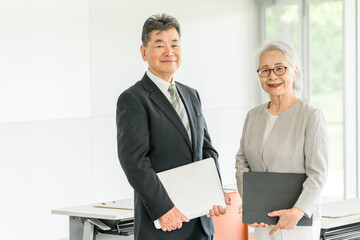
[[168, 84, 192, 143]]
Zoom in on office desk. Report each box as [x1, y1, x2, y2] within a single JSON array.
[[53, 195, 246, 240], [52, 199, 134, 240], [321, 198, 360, 239]]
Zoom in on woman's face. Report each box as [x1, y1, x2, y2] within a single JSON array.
[[258, 50, 298, 98]]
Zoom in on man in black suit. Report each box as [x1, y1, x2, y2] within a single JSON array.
[[116, 13, 230, 240]]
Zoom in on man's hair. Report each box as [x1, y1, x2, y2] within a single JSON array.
[[141, 13, 181, 46]]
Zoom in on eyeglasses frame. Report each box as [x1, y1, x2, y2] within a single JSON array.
[[257, 66, 288, 77]]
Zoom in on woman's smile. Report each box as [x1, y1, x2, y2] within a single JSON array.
[[267, 82, 283, 88]]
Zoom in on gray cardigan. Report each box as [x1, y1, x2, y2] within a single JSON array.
[[235, 99, 328, 219]]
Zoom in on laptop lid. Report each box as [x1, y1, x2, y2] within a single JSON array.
[[153, 158, 226, 229]]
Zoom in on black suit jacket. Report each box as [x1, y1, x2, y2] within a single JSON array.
[[116, 73, 220, 239]]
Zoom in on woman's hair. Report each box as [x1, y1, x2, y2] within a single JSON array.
[[254, 40, 303, 96]]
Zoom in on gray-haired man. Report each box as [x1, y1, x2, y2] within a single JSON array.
[[116, 13, 230, 240]]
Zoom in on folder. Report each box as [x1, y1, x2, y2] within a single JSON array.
[[153, 158, 226, 229], [242, 172, 312, 226]]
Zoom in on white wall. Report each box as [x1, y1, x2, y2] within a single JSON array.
[[0, 0, 260, 239]]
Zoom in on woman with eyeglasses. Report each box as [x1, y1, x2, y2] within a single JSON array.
[[235, 41, 328, 240]]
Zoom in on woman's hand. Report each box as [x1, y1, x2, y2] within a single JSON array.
[[238, 203, 270, 228], [249, 222, 270, 228], [268, 207, 304, 235]]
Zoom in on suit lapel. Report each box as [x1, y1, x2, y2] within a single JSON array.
[[141, 74, 193, 151]]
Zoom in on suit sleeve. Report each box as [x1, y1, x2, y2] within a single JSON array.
[[116, 91, 174, 221], [235, 113, 251, 197], [294, 109, 329, 218]]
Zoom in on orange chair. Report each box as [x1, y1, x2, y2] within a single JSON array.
[[213, 191, 249, 240]]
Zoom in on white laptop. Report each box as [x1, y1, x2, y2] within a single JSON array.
[[153, 158, 226, 229]]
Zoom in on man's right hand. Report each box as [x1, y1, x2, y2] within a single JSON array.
[[158, 206, 190, 232]]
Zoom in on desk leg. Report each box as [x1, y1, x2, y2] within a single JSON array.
[[83, 219, 95, 240], [69, 217, 85, 240]]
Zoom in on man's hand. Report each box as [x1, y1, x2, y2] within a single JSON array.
[[206, 191, 231, 217], [158, 206, 189, 232], [268, 207, 304, 235]]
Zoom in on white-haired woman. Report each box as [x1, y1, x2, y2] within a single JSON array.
[[235, 40, 328, 240]]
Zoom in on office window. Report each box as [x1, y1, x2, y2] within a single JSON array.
[[309, 1, 343, 201], [261, 0, 344, 201], [265, 4, 299, 52]]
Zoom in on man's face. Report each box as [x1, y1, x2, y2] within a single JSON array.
[[141, 28, 181, 82]]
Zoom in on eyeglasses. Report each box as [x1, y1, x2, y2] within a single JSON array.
[[257, 66, 288, 77]]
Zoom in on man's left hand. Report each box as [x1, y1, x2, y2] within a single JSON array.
[[268, 207, 304, 235], [206, 192, 231, 217]]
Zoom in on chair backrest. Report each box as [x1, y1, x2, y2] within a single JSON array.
[[213, 191, 249, 240]]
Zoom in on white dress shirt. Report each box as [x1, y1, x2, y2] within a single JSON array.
[[146, 70, 177, 103], [262, 109, 278, 147]]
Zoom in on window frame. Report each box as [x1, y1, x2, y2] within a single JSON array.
[[257, 0, 359, 199]]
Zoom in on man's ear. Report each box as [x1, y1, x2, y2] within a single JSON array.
[[140, 45, 147, 61]]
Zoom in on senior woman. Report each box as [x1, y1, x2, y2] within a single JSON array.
[[235, 40, 328, 240]]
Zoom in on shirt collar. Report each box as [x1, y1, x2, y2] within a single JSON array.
[[146, 69, 176, 95]]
